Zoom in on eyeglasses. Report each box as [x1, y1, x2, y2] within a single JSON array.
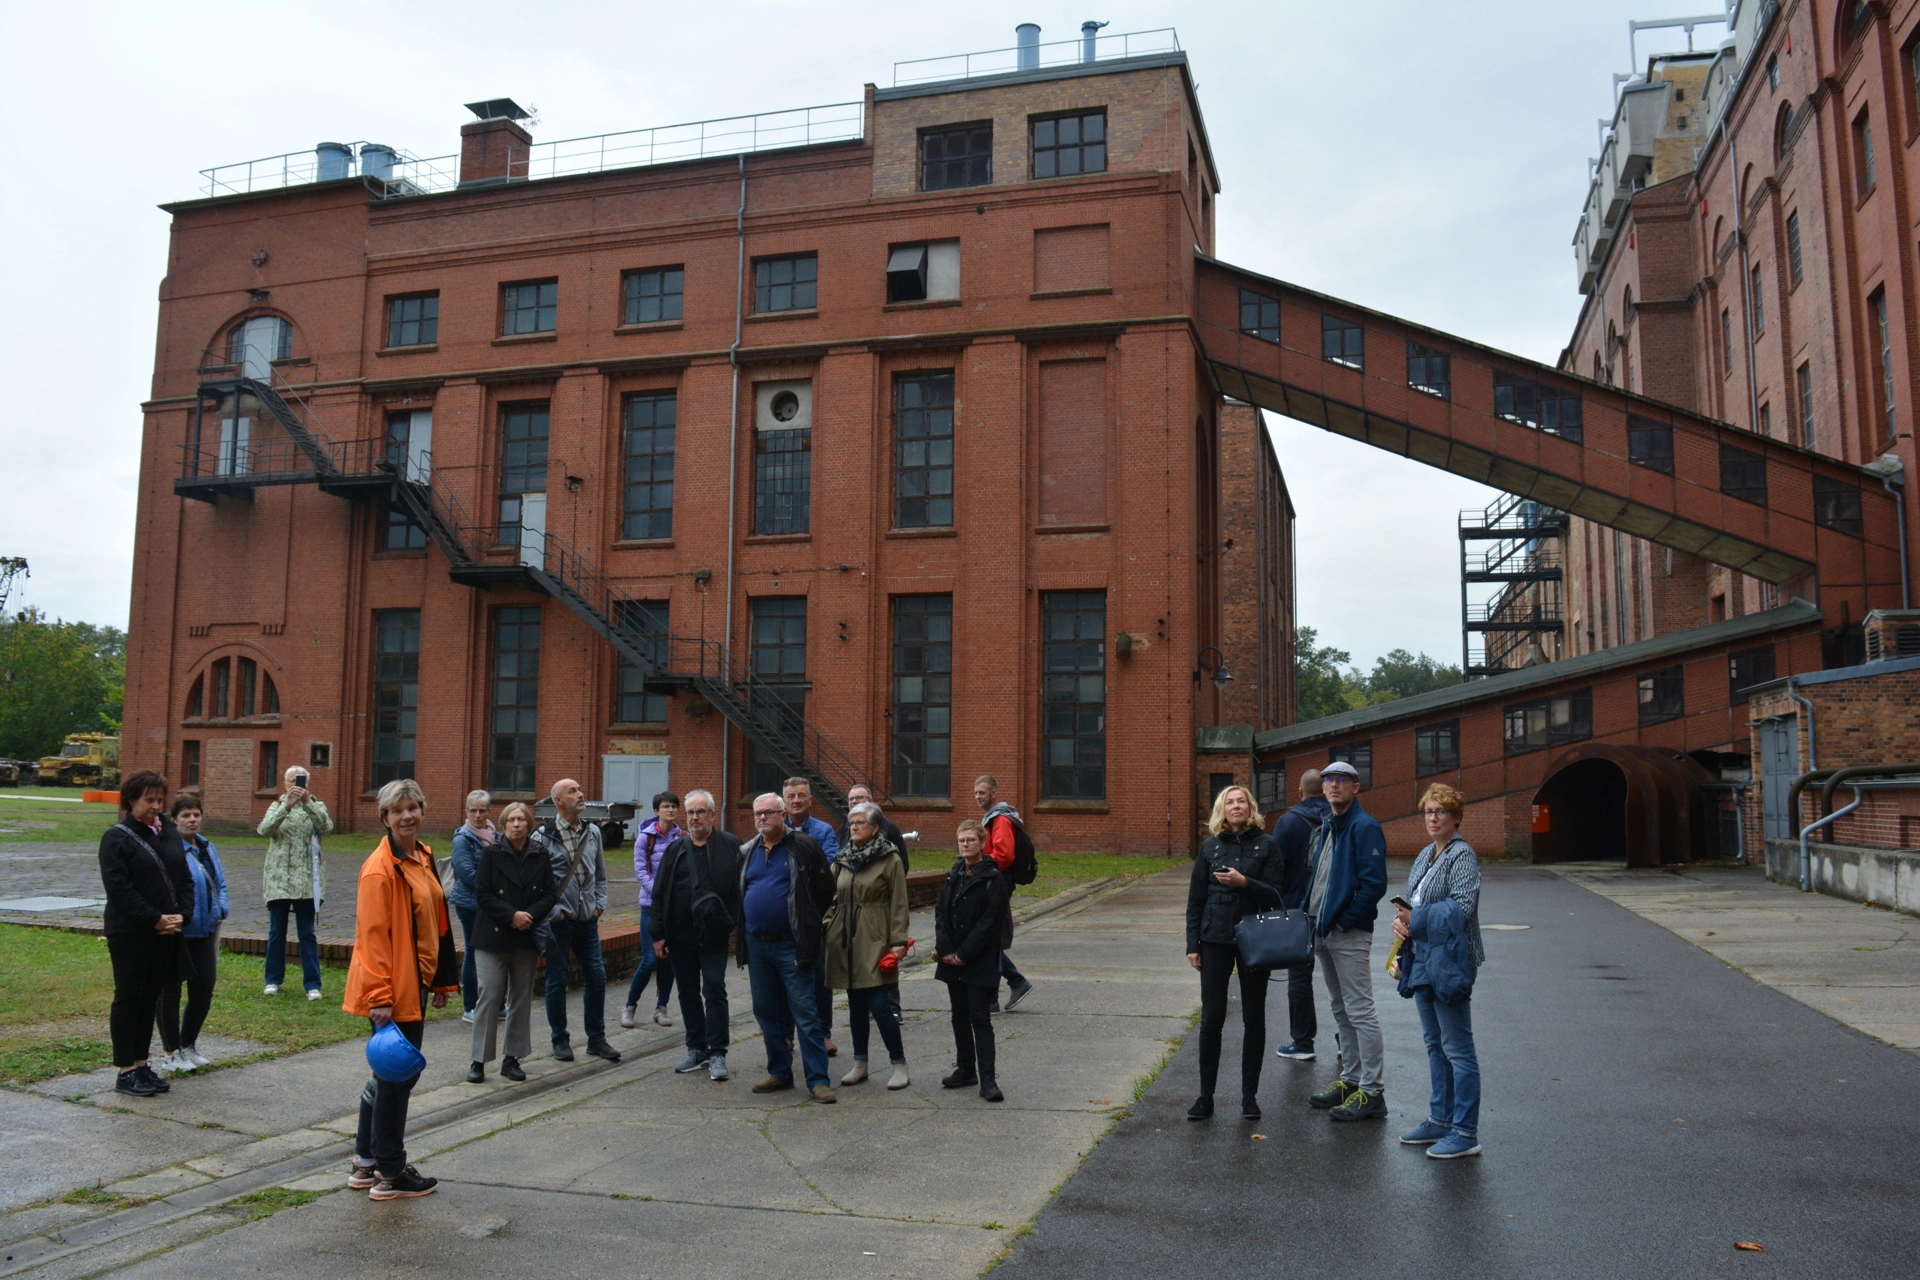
[[1421, 808, 1451, 818], [685, 808, 712, 818], [753, 808, 783, 819]]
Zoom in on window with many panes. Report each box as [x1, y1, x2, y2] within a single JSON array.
[[1239, 289, 1279, 342], [498, 404, 549, 546], [1322, 314, 1363, 368], [258, 741, 279, 792], [1721, 308, 1733, 376], [1408, 342, 1450, 398], [1720, 442, 1767, 506], [1728, 645, 1775, 705], [212, 657, 231, 718], [237, 657, 258, 718], [501, 279, 557, 335], [894, 372, 954, 528], [1502, 688, 1592, 755], [228, 316, 291, 368], [1750, 263, 1765, 334], [1627, 414, 1674, 473], [381, 500, 428, 553], [920, 122, 992, 190], [1253, 763, 1285, 812], [372, 610, 419, 786], [1041, 591, 1106, 800], [622, 392, 675, 540], [622, 267, 683, 325], [381, 413, 429, 550], [1796, 362, 1815, 446], [1031, 110, 1106, 178], [1813, 475, 1864, 537], [183, 740, 201, 788], [1871, 289, 1895, 435], [613, 600, 671, 725], [754, 255, 817, 313], [1415, 722, 1459, 777], [892, 595, 953, 798], [1493, 371, 1583, 441], [1855, 110, 1876, 195], [386, 293, 438, 347], [1637, 666, 1684, 725], [747, 598, 808, 797], [489, 607, 541, 792], [755, 409, 811, 537], [1328, 741, 1373, 788], [1786, 211, 1803, 285]]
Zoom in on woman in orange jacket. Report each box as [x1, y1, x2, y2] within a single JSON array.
[[342, 778, 458, 1200]]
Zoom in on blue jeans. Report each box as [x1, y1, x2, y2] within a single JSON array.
[[543, 916, 608, 1047], [623, 906, 675, 1010], [999, 952, 1026, 993], [265, 898, 321, 993], [745, 935, 829, 1088], [847, 985, 905, 1064], [1413, 988, 1480, 1136], [454, 904, 479, 1013]]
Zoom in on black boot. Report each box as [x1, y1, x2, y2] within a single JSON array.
[[501, 1056, 526, 1082], [979, 1076, 1004, 1102], [942, 1065, 978, 1089], [1241, 1094, 1261, 1121], [465, 1061, 485, 1083], [1187, 1096, 1214, 1121]]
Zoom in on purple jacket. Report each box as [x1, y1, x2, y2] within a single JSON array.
[[632, 817, 682, 909]]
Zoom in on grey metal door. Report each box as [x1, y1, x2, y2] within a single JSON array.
[[1759, 718, 1797, 840]]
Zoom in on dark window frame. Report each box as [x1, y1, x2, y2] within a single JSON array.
[[1321, 314, 1364, 369], [372, 609, 420, 788], [1040, 590, 1107, 801], [894, 371, 955, 529], [1493, 370, 1583, 442], [891, 594, 953, 799], [1415, 721, 1460, 777], [212, 657, 231, 719], [621, 266, 684, 326], [497, 402, 550, 547], [1786, 210, 1803, 285], [1030, 109, 1107, 179], [1407, 341, 1451, 398], [754, 419, 812, 536], [1637, 665, 1685, 725], [1750, 262, 1766, 334], [746, 597, 808, 798], [621, 391, 676, 541], [753, 254, 818, 313], [1729, 644, 1776, 706], [1327, 741, 1374, 788], [183, 739, 201, 788], [1627, 413, 1675, 473], [613, 600, 672, 725], [257, 740, 279, 791], [1871, 288, 1895, 435], [1238, 289, 1279, 343], [1720, 441, 1768, 506], [1813, 474, 1864, 537], [919, 121, 993, 190], [500, 278, 558, 335], [385, 292, 439, 348], [1796, 362, 1815, 446], [488, 606, 541, 793], [1502, 688, 1593, 756]]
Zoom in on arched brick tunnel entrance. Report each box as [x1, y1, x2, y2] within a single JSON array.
[[1530, 744, 1719, 867]]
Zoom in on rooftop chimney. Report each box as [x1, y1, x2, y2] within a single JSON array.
[[1080, 20, 1108, 64], [1016, 24, 1040, 71], [459, 98, 533, 187]]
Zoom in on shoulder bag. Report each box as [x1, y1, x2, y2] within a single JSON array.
[[1234, 906, 1312, 970]]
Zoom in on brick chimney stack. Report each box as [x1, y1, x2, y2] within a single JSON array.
[[459, 99, 532, 186]]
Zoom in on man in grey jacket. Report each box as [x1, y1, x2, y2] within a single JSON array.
[[534, 778, 619, 1063]]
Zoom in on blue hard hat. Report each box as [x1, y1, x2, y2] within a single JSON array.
[[365, 1022, 426, 1083]]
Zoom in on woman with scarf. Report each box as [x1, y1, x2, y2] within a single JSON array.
[[156, 791, 229, 1074], [450, 791, 496, 1021], [467, 802, 554, 1083], [98, 769, 194, 1097], [822, 802, 911, 1090]]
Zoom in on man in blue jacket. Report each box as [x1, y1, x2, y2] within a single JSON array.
[[1270, 769, 1328, 1062], [1303, 761, 1388, 1121], [783, 778, 841, 1057]]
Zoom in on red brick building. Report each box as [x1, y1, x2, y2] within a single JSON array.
[[129, 30, 1294, 853]]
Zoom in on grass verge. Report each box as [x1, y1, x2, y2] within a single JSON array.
[[0, 788, 124, 843], [911, 851, 1184, 904], [0, 923, 460, 1085], [230, 1187, 320, 1220]]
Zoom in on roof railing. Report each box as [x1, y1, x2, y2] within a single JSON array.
[[892, 27, 1180, 86], [503, 100, 865, 186], [196, 141, 445, 199]]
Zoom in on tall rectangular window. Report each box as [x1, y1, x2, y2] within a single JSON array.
[[1759, 402, 1773, 438], [212, 657, 231, 718], [1720, 442, 1768, 506], [1407, 342, 1451, 398], [1721, 308, 1733, 375], [386, 293, 438, 347], [488, 607, 541, 792], [747, 598, 808, 797], [183, 740, 201, 788], [383, 408, 429, 550], [894, 372, 954, 528], [1493, 371, 1583, 441], [1786, 211, 1803, 285], [754, 255, 817, 313], [892, 595, 953, 798], [501, 279, 558, 335], [1637, 666, 1684, 725], [613, 600, 671, 725], [920, 122, 992, 190], [1627, 414, 1674, 473], [1871, 289, 1895, 435], [1750, 263, 1765, 333], [257, 741, 279, 791], [1239, 289, 1279, 342], [755, 411, 811, 537], [1321, 314, 1363, 368], [1040, 590, 1106, 800], [622, 267, 684, 325], [372, 609, 419, 786], [236, 657, 257, 718], [498, 403, 549, 546], [622, 392, 676, 540], [1855, 111, 1876, 195], [1729, 644, 1776, 706], [1796, 362, 1815, 446], [1415, 722, 1459, 777], [1031, 110, 1106, 178], [1327, 741, 1373, 788]]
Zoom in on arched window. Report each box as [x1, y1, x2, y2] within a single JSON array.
[[1774, 101, 1796, 159], [185, 673, 204, 718], [1622, 285, 1634, 318], [1843, 0, 1874, 47], [184, 652, 282, 721], [224, 315, 293, 379], [1740, 163, 1755, 208], [1713, 215, 1727, 258]]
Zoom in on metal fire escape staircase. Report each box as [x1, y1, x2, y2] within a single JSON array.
[[1459, 493, 1569, 678], [175, 361, 855, 814]]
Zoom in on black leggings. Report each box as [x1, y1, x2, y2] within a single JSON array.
[[107, 933, 170, 1068], [157, 933, 220, 1051], [946, 981, 995, 1078], [357, 1018, 424, 1176], [1197, 940, 1270, 1099]]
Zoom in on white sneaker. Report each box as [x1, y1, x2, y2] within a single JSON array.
[[652, 1005, 673, 1028], [887, 1062, 911, 1091], [840, 1059, 869, 1086], [184, 1046, 212, 1068], [620, 1005, 637, 1029], [169, 1048, 197, 1074], [263, 984, 280, 996], [306, 989, 322, 1002], [150, 1054, 172, 1077]]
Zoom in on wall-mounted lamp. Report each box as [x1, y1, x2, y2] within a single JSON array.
[[565, 474, 584, 492], [1193, 646, 1233, 689], [693, 567, 712, 585]]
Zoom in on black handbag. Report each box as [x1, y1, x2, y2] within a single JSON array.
[[1234, 907, 1313, 970]]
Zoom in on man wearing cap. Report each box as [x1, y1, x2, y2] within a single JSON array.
[[1303, 760, 1389, 1122]]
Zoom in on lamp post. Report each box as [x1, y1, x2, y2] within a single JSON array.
[[1193, 646, 1233, 689]]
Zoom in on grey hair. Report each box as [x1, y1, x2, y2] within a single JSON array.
[[376, 778, 426, 820], [752, 793, 785, 812], [683, 789, 716, 810], [465, 790, 492, 809], [848, 801, 884, 828]]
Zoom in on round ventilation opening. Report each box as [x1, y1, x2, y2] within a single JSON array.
[[770, 390, 801, 422]]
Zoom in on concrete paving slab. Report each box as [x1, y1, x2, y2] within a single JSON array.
[[0, 1089, 249, 1213], [26, 1034, 273, 1099], [183, 1126, 338, 1177], [102, 1166, 215, 1198]]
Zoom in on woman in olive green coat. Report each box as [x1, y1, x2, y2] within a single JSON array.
[[823, 803, 911, 1090], [257, 765, 334, 998]]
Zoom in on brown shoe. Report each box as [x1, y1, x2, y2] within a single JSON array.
[[810, 1084, 837, 1104], [751, 1076, 795, 1093]]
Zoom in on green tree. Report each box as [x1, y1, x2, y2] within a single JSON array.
[[1365, 648, 1461, 701], [66, 622, 126, 729], [1295, 626, 1362, 722], [0, 612, 115, 759]]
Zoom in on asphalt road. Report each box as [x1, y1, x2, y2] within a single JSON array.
[[993, 864, 1920, 1280]]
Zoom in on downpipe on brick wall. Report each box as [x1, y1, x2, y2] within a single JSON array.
[[1797, 787, 1863, 892], [723, 153, 746, 793]]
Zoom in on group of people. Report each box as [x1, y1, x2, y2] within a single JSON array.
[[1186, 765, 1485, 1159]]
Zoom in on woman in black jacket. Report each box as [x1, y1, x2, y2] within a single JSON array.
[[1185, 785, 1285, 1121], [935, 820, 1011, 1103], [467, 803, 555, 1083], [98, 769, 195, 1098]]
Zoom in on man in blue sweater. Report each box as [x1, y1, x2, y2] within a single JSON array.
[[1303, 761, 1389, 1121]]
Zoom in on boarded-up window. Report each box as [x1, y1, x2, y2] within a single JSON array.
[[1033, 224, 1110, 294], [1038, 360, 1108, 526]]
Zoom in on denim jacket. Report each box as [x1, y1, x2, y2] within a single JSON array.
[[182, 834, 229, 939]]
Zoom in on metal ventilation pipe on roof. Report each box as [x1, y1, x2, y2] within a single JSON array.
[[1016, 23, 1041, 71], [360, 144, 397, 182], [316, 142, 353, 181], [1081, 20, 1108, 63]]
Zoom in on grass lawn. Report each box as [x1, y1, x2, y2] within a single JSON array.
[[0, 788, 124, 844], [911, 850, 1186, 903], [0, 923, 460, 1085]]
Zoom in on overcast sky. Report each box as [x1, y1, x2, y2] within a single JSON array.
[[0, 0, 1713, 671]]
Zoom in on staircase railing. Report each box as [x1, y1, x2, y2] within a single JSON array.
[[189, 346, 348, 481], [389, 457, 496, 569]]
